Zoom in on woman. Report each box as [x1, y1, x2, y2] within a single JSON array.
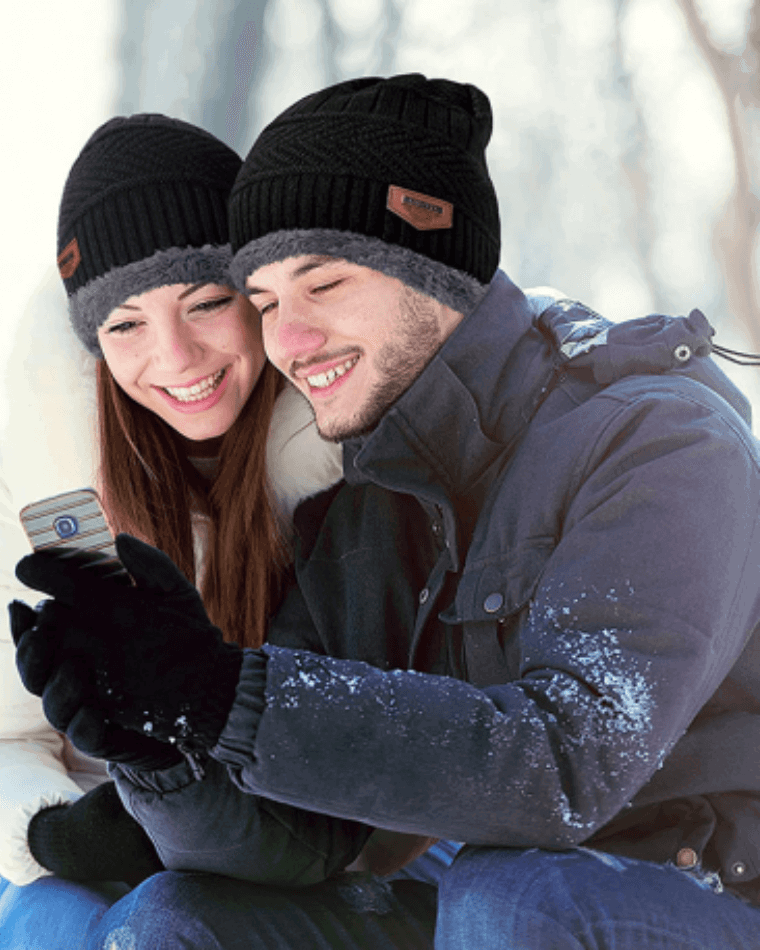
[[0, 113, 373, 947]]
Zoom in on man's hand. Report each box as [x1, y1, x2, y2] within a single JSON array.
[[13, 534, 243, 757]]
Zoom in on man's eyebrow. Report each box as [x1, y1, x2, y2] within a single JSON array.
[[246, 256, 339, 295]]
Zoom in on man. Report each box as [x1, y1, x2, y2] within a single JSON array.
[[13, 74, 760, 948]]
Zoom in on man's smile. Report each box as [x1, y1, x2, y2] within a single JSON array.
[[305, 356, 360, 390]]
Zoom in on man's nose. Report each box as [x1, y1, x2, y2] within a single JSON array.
[[272, 319, 328, 363]]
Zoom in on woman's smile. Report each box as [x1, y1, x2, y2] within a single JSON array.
[[98, 284, 266, 440]]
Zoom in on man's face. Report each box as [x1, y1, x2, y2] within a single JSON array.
[[247, 255, 463, 441]]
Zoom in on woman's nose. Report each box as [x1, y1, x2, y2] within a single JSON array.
[[152, 322, 202, 371]]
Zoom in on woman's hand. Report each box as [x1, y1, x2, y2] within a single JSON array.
[[28, 782, 164, 886], [12, 535, 243, 761]]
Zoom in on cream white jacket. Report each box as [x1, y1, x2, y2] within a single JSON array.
[[0, 275, 342, 886]]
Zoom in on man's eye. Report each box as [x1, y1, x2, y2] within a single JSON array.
[[256, 300, 277, 316], [313, 279, 343, 294], [190, 295, 234, 314]]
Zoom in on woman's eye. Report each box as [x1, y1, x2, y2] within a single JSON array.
[[256, 300, 277, 317], [105, 320, 140, 335]]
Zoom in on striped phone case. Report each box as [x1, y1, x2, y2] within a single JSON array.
[[19, 488, 129, 582]]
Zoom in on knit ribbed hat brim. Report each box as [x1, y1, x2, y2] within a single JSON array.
[[230, 229, 488, 316]]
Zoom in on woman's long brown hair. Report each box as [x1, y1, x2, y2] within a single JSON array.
[[96, 359, 288, 649]]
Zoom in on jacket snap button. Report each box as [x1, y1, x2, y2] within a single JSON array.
[[419, 588, 430, 605], [732, 862, 747, 877], [675, 847, 698, 869], [673, 344, 692, 363], [483, 592, 504, 613]]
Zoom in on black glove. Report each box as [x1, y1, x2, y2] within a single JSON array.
[[27, 781, 163, 886], [9, 599, 183, 771], [14, 534, 243, 758]]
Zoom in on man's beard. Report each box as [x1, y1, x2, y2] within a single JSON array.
[[316, 288, 445, 443]]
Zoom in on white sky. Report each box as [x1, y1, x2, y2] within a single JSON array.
[[0, 1, 120, 362]]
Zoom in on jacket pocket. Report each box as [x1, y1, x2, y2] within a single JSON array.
[[439, 539, 555, 687]]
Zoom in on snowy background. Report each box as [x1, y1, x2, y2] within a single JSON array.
[[1, 0, 760, 500]]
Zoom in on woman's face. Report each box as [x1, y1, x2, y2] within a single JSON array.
[[98, 283, 266, 442]]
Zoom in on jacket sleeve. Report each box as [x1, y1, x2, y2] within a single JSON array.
[[110, 752, 371, 885], [210, 379, 760, 848]]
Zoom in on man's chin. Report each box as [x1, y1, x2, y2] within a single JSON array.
[[314, 408, 380, 444]]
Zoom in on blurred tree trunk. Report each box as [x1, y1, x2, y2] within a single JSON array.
[[197, 1, 271, 152], [615, 0, 668, 313], [115, 0, 271, 151], [315, 0, 400, 80], [315, 0, 341, 84], [378, 0, 402, 75], [677, 0, 760, 351]]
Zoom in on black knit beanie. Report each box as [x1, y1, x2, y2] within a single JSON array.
[[57, 114, 242, 357], [229, 74, 500, 315]]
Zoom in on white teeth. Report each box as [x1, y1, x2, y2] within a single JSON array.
[[164, 368, 226, 402], [307, 357, 358, 389]]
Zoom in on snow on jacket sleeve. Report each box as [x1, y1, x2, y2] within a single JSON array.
[[210, 376, 760, 848]]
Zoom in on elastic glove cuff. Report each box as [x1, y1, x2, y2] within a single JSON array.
[[211, 648, 268, 759], [182, 642, 245, 751]]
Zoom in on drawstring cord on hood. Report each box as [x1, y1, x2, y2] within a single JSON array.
[[539, 301, 760, 377], [711, 343, 760, 367]]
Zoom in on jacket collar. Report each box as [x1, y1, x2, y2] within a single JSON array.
[[343, 270, 553, 520]]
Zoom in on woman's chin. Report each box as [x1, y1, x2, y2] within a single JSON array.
[[169, 416, 235, 443]]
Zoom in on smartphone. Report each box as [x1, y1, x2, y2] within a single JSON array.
[[19, 488, 130, 583]]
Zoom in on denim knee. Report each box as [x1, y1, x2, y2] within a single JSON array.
[[435, 846, 544, 949], [87, 871, 209, 950], [436, 845, 760, 950]]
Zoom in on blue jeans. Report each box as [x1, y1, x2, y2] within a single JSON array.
[[436, 847, 760, 949], [7, 844, 760, 948], [0, 843, 454, 949], [0, 877, 129, 949]]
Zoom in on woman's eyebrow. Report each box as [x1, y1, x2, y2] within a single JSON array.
[[178, 281, 212, 299], [115, 282, 214, 311]]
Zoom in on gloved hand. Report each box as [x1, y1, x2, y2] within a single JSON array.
[[14, 534, 243, 760], [9, 599, 183, 770], [27, 781, 163, 886]]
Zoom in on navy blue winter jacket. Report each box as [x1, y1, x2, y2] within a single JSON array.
[[114, 272, 760, 893]]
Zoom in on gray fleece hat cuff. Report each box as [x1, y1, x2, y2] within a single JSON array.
[[229, 230, 489, 317], [70, 244, 233, 357]]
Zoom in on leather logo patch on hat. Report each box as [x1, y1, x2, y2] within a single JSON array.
[[386, 186, 453, 231], [57, 237, 81, 279]]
